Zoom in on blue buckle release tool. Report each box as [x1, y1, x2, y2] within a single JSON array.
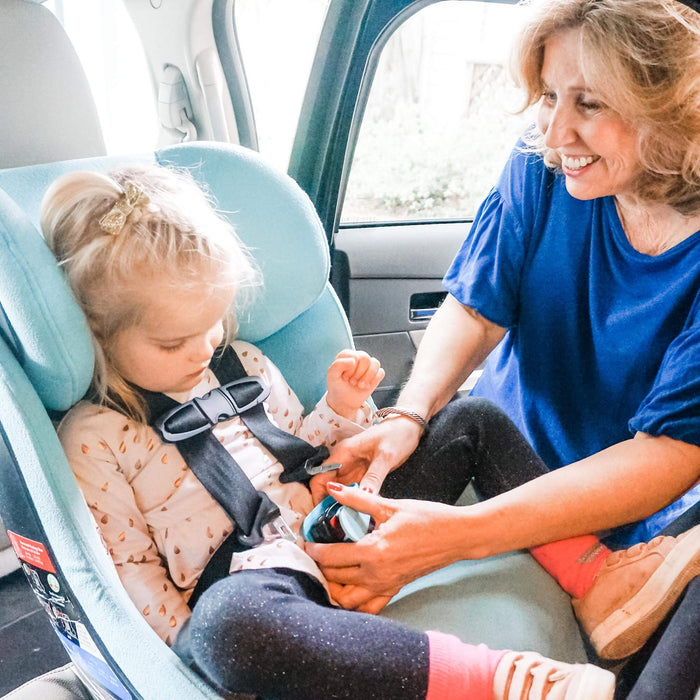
[[302, 484, 373, 543]]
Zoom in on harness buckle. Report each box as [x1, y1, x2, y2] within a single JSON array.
[[263, 515, 297, 543], [305, 461, 341, 477], [156, 377, 271, 442]]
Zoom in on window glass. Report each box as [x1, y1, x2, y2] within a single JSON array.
[[234, 0, 330, 171], [45, 0, 158, 155], [342, 1, 535, 225]]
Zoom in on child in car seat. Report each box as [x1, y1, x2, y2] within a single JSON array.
[[41, 162, 690, 700]]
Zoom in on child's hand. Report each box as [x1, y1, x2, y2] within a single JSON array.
[[326, 350, 385, 420]]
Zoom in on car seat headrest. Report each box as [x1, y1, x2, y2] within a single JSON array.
[[156, 143, 330, 343], [0, 142, 330, 410], [0, 188, 94, 411]]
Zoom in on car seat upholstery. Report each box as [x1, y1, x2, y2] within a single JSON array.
[[0, 142, 585, 699], [0, 0, 108, 583], [0, 0, 106, 169]]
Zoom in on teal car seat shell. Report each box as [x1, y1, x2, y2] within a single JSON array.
[[0, 142, 586, 699]]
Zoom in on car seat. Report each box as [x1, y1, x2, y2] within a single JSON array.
[[0, 0, 108, 586], [0, 142, 586, 700]]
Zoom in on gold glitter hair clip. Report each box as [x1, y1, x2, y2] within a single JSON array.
[[98, 181, 149, 236]]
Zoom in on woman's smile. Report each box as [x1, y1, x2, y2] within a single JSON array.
[[537, 28, 642, 201]]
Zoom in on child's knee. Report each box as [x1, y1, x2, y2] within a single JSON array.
[[190, 573, 269, 636], [187, 572, 307, 693], [189, 570, 302, 654]]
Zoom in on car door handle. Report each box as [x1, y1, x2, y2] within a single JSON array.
[[409, 291, 446, 322], [409, 306, 438, 321]]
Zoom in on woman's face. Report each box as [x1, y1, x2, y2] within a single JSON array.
[[536, 28, 642, 201]]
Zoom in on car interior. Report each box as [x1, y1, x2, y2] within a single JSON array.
[[0, 0, 606, 698]]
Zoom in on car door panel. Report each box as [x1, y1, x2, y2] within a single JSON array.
[[335, 221, 467, 405]]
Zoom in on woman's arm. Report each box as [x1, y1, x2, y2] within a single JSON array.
[[468, 432, 700, 554], [308, 432, 700, 608], [397, 294, 506, 421]]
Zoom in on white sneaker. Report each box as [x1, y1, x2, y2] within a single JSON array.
[[492, 651, 615, 700]]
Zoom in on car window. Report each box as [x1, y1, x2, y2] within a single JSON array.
[[45, 0, 158, 155], [234, 0, 330, 171], [341, 1, 535, 225]]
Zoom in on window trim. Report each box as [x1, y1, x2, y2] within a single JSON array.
[[289, 0, 517, 241], [213, 0, 259, 149]]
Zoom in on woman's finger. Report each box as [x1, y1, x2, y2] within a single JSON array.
[[324, 482, 393, 522], [314, 563, 366, 586], [331, 583, 376, 610], [356, 595, 393, 615]]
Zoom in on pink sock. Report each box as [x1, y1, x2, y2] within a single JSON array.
[[426, 630, 507, 700], [531, 535, 611, 599]]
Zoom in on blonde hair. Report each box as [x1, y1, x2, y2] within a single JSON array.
[[41, 164, 261, 422], [512, 0, 700, 214]]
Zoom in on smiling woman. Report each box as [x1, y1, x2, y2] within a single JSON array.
[[515, 0, 700, 217], [535, 29, 642, 203], [312, 1, 700, 698]]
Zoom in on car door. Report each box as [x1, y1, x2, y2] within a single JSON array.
[[282, 0, 531, 405]]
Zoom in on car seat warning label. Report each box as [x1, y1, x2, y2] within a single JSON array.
[[6, 530, 56, 572], [6, 530, 134, 699]]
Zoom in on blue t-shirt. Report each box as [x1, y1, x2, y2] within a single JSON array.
[[443, 145, 700, 547]]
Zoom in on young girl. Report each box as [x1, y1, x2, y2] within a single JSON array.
[[41, 163, 618, 700]]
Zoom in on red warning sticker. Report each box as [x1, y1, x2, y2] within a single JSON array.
[[7, 531, 56, 573]]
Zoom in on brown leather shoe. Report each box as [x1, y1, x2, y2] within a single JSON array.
[[572, 523, 700, 659], [492, 651, 615, 700]]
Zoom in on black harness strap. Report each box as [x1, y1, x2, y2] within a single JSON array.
[[211, 347, 330, 483], [153, 347, 330, 483], [143, 346, 333, 607], [141, 355, 281, 549]]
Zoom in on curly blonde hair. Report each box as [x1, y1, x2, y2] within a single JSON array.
[[41, 164, 260, 422], [512, 0, 700, 214]]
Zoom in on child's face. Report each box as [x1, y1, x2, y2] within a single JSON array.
[[109, 278, 235, 394]]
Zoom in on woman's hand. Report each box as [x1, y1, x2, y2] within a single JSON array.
[[327, 582, 393, 615], [326, 350, 385, 420], [308, 468, 342, 505], [306, 483, 469, 602], [327, 417, 424, 494]]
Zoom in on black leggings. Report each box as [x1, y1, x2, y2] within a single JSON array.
[[180, 396, 548, 699], [382, 395, 548, 502]]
